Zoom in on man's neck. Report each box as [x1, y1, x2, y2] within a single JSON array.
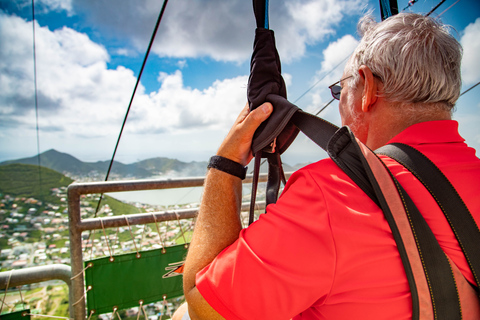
[[364, 102, 452, 150]]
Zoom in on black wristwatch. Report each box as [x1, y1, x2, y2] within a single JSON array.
[[207, 155, 248, 180]]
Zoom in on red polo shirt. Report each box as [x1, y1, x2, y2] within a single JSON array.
[[196, 120, 480, 320]]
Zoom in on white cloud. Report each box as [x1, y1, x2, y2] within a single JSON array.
[[176, 60, 187, 69], [461, 17, 480, 85], [285, 0, 361, 42], [283, 73, 293, 88], [4, 0, 73, 15], [301, 34, 359, 116], [74, 0, 364, 63], [320, 34, 358, 77], [74, 0, 254, 62], [0, 13, 127, 137], [266, 0, 363, 62], [40, 0, 74, 14], [129, 71, 247, 134], [0, 13, 248, 160], [115, 48, 137, 57]]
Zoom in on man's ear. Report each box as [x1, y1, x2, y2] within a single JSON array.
[[358, 65, 378, 112]]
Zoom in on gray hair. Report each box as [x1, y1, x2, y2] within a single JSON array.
[[347, 13, 462, 110]]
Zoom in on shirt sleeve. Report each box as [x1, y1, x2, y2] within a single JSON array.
[[195, 165, 337, 320]]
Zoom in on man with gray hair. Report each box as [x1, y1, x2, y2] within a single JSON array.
[[173, 13, 479, 320]]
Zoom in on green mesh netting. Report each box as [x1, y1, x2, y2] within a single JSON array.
[[0, 309, 30, 320], [85, 245, 188, 315]]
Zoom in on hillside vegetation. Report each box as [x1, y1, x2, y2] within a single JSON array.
[[0, 149, 208, 179], [101, 194, 144, 216], [0, 163, 73, 202]]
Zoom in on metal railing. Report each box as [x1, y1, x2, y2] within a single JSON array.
[[67, 173, 287, 320], [0, 264, 73, 318]]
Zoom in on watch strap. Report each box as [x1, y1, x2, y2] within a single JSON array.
[[207, 156, 247, 180]]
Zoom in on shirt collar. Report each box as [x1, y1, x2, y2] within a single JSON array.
[[387, 120, 465, 146]]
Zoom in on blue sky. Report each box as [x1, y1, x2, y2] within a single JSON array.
[[0, 0, 479, 166]]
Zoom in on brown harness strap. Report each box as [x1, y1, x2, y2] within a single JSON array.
[[358, 140, 434, 319], [359, 138, 480, 319]]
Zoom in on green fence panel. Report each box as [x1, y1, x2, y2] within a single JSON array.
[[85, 245, 188, 315], [0, 309, 30, 320]]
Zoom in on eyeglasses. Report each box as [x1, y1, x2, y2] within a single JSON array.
[[328, 75, 353, 100]]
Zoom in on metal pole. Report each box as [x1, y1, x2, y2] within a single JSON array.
[[68, 186, 85, 320], [77, 201, 265, 232], [0, 264, 73, 318], [66, 173, 280, 195], [66, 174, 287, 319], [0, 264, 71, 289]]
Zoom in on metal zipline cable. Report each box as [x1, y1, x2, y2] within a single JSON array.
[[426, 0, 447, 16], [104, 0, 169, 183], [402, 0, 418, 11], [85, 0, 170, 256], [460, 81, 480, 97], [294, 0, 455, 108], [293, 54, 351, 105], [437, 0, 461, 18], [93, 0, 169, 219], [32, 0, 42, 196]]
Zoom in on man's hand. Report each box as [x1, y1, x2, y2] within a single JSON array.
[[180, 102, 273, 319], [217, 102, 273, 166]]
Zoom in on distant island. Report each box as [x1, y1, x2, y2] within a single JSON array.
[[0, 149, 302, 181], [0, 149, 209, 180]]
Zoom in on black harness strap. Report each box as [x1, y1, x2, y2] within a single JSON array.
[[327, 127, 421, 318], [253, 0, 268, 29], [330, 128, 464, 319], [249, 150, 263, 225], [246, 97, 341, 223], [377, 143, 480, 292], [265, 152, 285, 206], [395, 181, 461, 319]]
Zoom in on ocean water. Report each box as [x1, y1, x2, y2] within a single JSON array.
[[106, 186, 204, 207], [106, 182, 263, 207]]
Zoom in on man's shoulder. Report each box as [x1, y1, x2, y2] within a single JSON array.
[[295, 157, 343, 175], [289, 157, 356, 189], [301, 156, 342, 168]]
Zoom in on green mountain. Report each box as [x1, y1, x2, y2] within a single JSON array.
[[136, 157, 208, 176], [0, 163, 73, 202], [0, 149, 209, 179], [0, 150, 304, 180], [0, 149, 153, 179]]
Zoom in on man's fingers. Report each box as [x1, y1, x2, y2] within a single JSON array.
[[234, 103, 250, 124], [216, 102, 273, 165], [244, 102, 273, 129]]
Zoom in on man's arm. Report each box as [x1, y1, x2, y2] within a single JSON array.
[[181, 102, 273, 319]]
